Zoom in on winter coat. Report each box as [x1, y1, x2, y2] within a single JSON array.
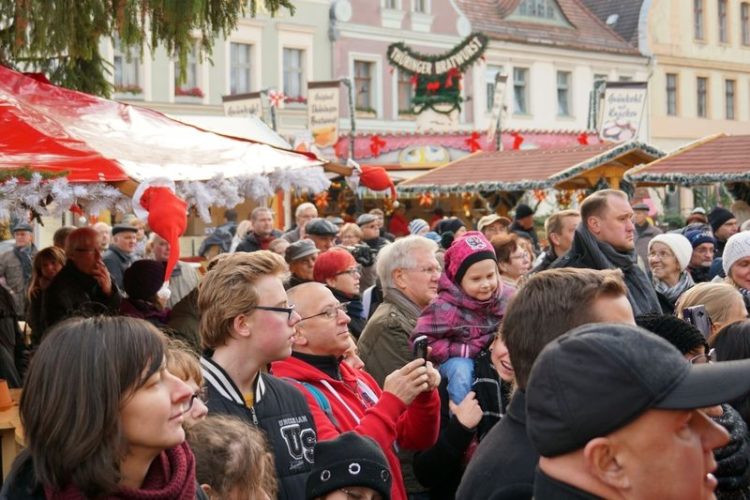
[[358, 289, 422, 388], [0, 284, 26, 387], [235, 230, 283, 253], [102, 244, 134, 290], [456, 391, 537, 500], [166, 287, 201, 353], [39, 262, 121, 342], [166, 262, 199, 309], [200, 356, 316, 500], [0, 246, 36, 317], [272, 354, 440, 500], [412, 275, 512, 364]]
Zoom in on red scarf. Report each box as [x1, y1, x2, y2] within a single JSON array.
[[46, 442, 197, 500]]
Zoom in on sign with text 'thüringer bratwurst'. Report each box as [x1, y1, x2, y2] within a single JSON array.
[[307, 81, 340, 148]]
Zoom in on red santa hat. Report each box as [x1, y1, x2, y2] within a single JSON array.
[[132, 179, 188, 301]]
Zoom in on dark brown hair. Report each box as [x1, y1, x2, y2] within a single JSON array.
[[187, 415, 277, 498], [491, 233, 518, 264], [502, 268, 627, 389], [20, 316, 166, 497], [27, 246, 66, 299]]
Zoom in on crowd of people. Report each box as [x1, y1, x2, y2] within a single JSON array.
[[2, 190, 750, 499]]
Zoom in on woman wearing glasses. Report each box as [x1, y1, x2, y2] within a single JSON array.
[[1, 316, 203, 499], [646, 234, 695, 314], [313, 248, 366, 339]]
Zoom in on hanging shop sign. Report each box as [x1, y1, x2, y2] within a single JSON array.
[[387, 33, 488, 115], [307, 81, 341, 148], [598, 82, 648, 143], [486, 73, 508, 143], [222, 91, 263, 117]]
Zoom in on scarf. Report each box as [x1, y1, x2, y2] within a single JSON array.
[[572, 225, 662, 316], [328, 286, 364, 320], [412, 275, 509, 363], [45, 442, 197, 500], [14, 244, 34, 285], [653, 271, 694, 305], [382, 287, 423, 322]]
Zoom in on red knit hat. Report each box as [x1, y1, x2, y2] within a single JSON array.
[[314, 247, 357, 283], [444, 231, 496, 284]]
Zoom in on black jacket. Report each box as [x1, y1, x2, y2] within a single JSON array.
[[200, 356, 317, 500], [530, 249, 559, 274], [0, 285, 26, 387], [235, 230, 283, 253], [102, 244, 134, 290], [39, 262, 121, 343], [533, 468, 601, 499], [456, 391, 537, 500]]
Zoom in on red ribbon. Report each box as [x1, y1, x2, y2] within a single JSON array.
[[426, 81, 441, 93], [577, 133, 589, 145], [465, 132, 482, 153], [370, 135, 387, 157], [444, 68, 460, 89], [511, 132, 524, 150]]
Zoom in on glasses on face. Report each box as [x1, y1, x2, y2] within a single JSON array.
[[190, 387, 208, 408], [299, 302, 350, 322], [336, 265, 362, 277], [410, 265, 442, 276], [251, 304, 296, 322], [510, 252, 530, 261], [689, 348, 717, 365]]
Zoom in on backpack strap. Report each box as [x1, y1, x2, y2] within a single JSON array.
[[283, 378, 342, 432]]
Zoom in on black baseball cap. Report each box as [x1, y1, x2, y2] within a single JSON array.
[[526, 323, 750, 458]]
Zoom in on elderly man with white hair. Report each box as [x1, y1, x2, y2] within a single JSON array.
[[148, 233, 200, 308], [283, 202, 318, 243]]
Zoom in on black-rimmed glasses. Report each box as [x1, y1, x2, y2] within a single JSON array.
[[299, 302, 350, 322], [336, 265, 362, 277], [251, 304, 296, 322]]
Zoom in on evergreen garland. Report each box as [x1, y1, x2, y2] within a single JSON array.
[[0, 0, 295, 97]]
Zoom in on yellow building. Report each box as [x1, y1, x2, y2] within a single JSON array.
[[584, 0, 750, 151]]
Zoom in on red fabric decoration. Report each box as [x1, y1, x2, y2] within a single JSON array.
[[68, 203, 84, 216], [577, 133, 589, 145], [22, 72, 51, 84], [426, 81, 441, 93], [389, 211, 410, 237], [444, 68, 460, 89], [360, 165, 397, 199], [369, 135, 387, 157], [465, 132, 482, 153], [511, 132, 524, 150], [138, 186, 188, 284]]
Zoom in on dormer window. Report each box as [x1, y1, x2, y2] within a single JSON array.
[[511, 0, 571, 26]]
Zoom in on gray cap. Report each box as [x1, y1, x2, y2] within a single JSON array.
[[326, 216, 345, 226], [631, 203, 650, 211], [112, 223, 138, 236], [11, 222, 32, 233], [305, 218, 339, 236], [356, 214, 378, 226], [285, 239, 319, 263], [527, 323, 750, 458]]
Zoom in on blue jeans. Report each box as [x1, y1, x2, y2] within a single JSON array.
[[439, 357, 474, 405]]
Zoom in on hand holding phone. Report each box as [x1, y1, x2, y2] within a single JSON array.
[[413, 335, 428, 361]]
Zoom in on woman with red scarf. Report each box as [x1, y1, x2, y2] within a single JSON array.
[[1, 316, 206, 500]]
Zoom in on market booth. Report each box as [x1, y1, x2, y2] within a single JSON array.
[[0, 65, 328, 245], [397, 141, 664, 220]]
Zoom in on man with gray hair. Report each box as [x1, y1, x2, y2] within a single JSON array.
[[283, 202, 318, 243], [357, 235, 441, 498], [236, 206, 282, 253]]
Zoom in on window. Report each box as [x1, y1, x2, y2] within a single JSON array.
[[694, 0, 704, 39], [742, 3, 750, 45], [557, 71, 571, 117], [384, 0, 397, 8], [666, 73, 678, 116], [113, 37, 141, 94], [230, 42, 252, 95], [174, 43, 200, 96], [397, 70, 414, 113], [485, 65, 504, 113], [354, 61, 374, 111], [725, 79, 736, 119], [619, 75, 633, 82], [283, 48, 305, 99], [413, 0, 427, 13], [518, 0, 561, 20], [513, 68, 529, 115], [697, 77, 708, 118], [719, 0, 728, 43]]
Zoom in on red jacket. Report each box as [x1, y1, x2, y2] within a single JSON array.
[[272, 355, 441, 500]]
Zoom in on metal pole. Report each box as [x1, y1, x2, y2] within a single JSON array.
[[341, 77, 356, 161], [495, 74, 507, 152], [259, 89, 278, 132]]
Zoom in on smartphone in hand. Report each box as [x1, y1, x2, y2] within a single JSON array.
[[413, 335, 428, 361]]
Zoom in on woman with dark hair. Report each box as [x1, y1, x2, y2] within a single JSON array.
[[1, 316, 201, 499], [712, 320, 750, 427], [25, 246, 65, 345], [492, 233, 531, 291]]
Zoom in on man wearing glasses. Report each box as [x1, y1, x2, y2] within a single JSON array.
[[198, 251, 317, 500], [272, 282, 441, 500], [39, 227, 121, 339]]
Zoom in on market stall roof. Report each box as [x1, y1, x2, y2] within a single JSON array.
[[625, 134, 750, 187], [398, 141, 663, 194], [0, 65, 324, 185]]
